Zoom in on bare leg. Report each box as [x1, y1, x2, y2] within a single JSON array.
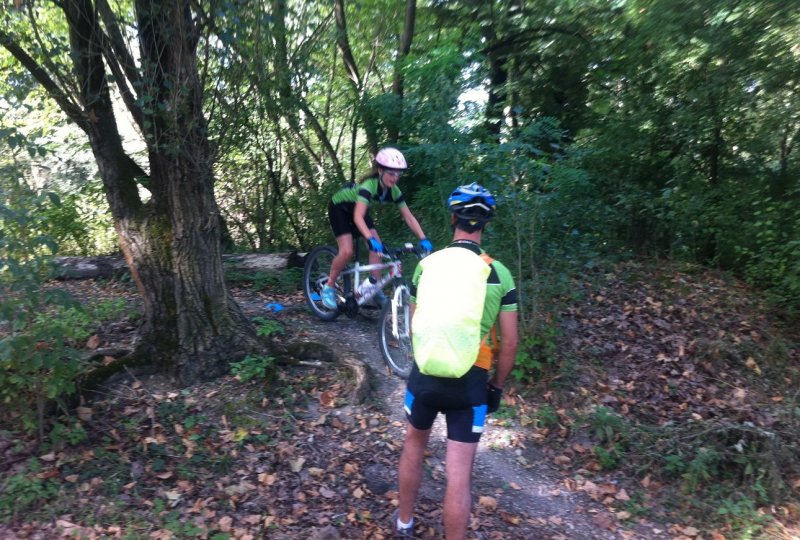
[[398, 422, 431, 525], [368, 229, 382, 282], [443, 439, 478, 539], [326, 233, 354, 287]]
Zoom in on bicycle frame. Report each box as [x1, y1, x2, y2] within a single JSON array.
[[340, 257, 403, 306]]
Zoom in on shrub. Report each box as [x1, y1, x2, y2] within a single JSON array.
[[230, 355, 275, 383]]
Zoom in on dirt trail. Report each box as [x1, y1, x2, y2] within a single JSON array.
[[276, 296, 671, 540], [1, 282, 676, 539]]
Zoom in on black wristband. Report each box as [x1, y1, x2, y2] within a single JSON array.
[[486, 384, 503, 414]]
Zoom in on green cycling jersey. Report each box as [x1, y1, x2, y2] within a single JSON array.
[[331, 178, 407, 209]]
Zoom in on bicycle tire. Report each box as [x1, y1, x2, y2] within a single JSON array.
[[303, 246, 351, 321], [378, 287, 414, 379]]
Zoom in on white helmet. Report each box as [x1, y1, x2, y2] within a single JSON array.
[[374, 147, 408, 170]]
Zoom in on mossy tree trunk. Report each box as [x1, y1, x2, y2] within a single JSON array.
[[1, 0, 259, 384]]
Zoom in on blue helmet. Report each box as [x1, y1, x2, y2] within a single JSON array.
[[447, 182, 496, 222]]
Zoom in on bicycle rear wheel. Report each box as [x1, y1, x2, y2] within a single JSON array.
[[378, 288, 414, 379], [303, 246, 351, 321]]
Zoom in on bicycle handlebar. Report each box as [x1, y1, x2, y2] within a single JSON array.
[[381, 243, 428, 259]]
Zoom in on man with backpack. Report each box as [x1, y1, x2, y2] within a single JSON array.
[[394, 183, 519, 539]]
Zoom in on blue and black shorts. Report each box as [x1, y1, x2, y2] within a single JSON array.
[[404, 363, 489, 443]]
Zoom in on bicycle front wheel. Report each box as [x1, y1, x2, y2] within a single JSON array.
[[303, 245, 350, 321], [378, 287, 414, 379]]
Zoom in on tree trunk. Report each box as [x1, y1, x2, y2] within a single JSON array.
[[52, 252, 304, 280], [131, 0, 258, 383], [387, 0, 417, 143], [2, 0, 261, 385], [334, 0, 379, 155]]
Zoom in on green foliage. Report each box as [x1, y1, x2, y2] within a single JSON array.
[[0, 175, 127, 440], [593, 444, 623, 470], [47, 420, 88, 450], [0, 458, 61, 520], [637, 418, 800, 531], [1, 180, 80, 438], [588, 406, 628, 444], [230, 355, 275, 383], [226, 267, 302, 294], [533, 405, 560, 429], [253, 317, 284, 337], [716, 495, 773, 536], [682, 447, 720, 492], [737, 193, 800, 318], [512, 324, 560, 383]]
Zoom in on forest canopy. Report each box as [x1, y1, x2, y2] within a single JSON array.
[[1, 0, 798, 366]]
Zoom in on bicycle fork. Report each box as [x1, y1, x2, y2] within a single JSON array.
[[390, 285, 410, 340]]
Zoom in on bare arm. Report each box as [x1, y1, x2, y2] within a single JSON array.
[[489, 310, 519, 388], [398, 205, 426, 240]]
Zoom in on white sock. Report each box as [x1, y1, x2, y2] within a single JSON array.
[[397, 516, 414, 529]]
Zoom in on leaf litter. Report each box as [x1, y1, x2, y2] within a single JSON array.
[[2, 261, 799, 539]]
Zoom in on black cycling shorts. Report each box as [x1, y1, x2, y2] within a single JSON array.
[[404, 363, 489, 443], [328, 201, 375, 238]]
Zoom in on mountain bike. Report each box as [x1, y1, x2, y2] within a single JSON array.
[[302, 242, 424, 378]]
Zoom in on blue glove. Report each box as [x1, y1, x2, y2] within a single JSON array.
[[368, 237, 384, 253], [419, 238, 433, 253]]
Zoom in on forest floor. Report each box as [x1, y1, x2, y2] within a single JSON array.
[[1, 260, 800, 539]]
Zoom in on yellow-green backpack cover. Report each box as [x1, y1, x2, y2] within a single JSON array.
[[412, 248, 490, 378]]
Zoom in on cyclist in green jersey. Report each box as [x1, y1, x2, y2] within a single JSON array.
[[394, 182, 518, 539], [321, 147, 433, 309]]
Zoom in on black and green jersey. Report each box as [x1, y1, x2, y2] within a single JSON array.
[[330, 178, 407, 209]]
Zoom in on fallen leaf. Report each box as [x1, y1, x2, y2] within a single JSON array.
[[352, 487, 364, 499], [258, 473, 277, 485], [580, 481, 600, 500], [243, 514, 262, 525], [745, 357, 762, 375], [479, 495, 497, 511], [86, 335, 101, 349], [500, 511, 521, 525], [218, 516, 233, 532], [319, 391, 336, 408], [553, 455, 571, 466], [591, 512, 616, 530]]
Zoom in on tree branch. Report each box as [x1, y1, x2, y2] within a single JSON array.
[[95, 0, 144, 131], [0, 31, 88, 130], [333, 0, 361, 88]]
